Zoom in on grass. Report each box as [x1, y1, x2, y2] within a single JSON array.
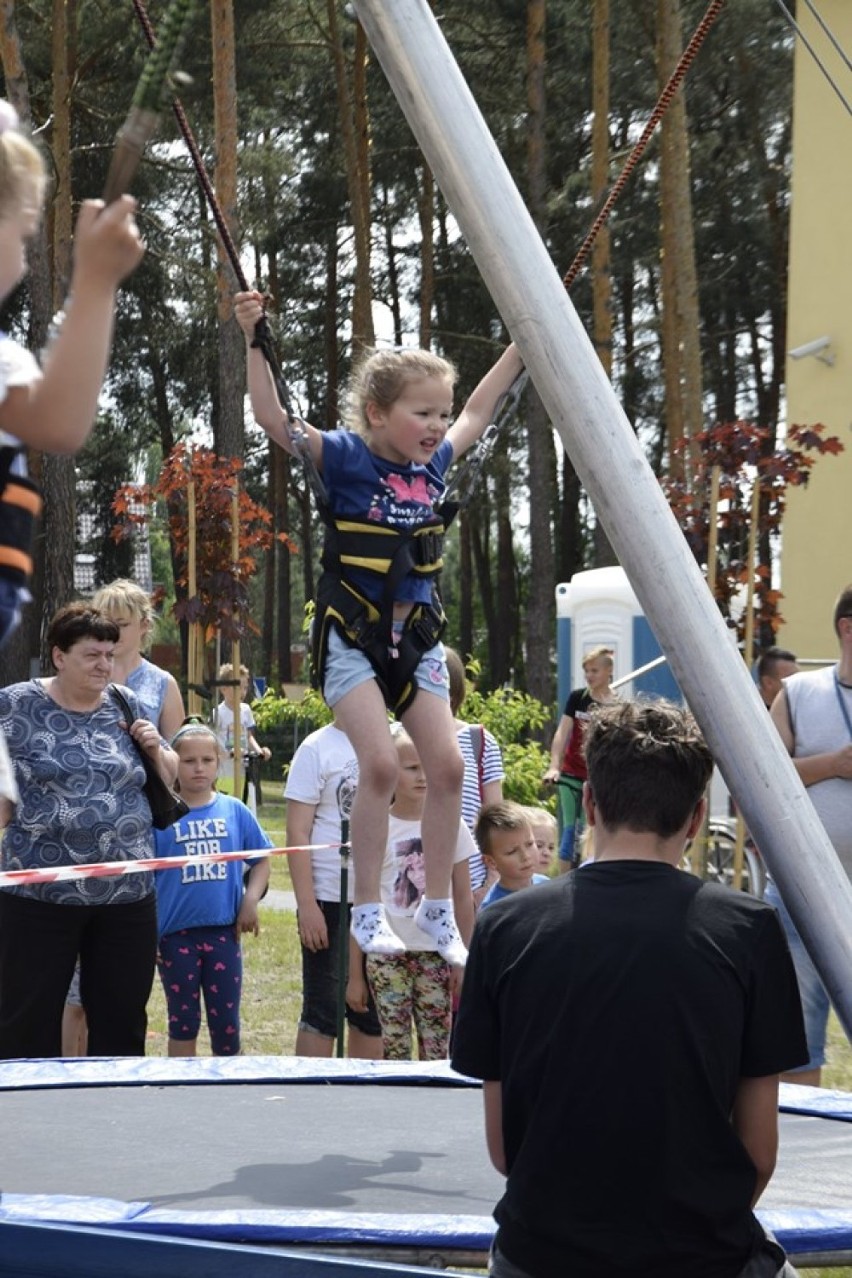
[[143, 797, 852, 1277]]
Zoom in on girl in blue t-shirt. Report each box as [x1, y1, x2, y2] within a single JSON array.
[[154, 721, 271, 1056], [235, 288, 523, 965]]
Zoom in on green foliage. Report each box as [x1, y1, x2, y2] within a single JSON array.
[[461, 681, 555, 812], [251, 676, 554, 810], [252, 686, 331, 736]]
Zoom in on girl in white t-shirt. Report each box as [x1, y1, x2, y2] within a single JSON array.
[[347, 728, 475, 1060], [0, 100, 143, 822]]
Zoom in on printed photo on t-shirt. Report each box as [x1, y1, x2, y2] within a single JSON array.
[[390, 837, 425, 915]]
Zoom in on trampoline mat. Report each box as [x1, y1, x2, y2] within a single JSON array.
[[1, 1081, 849, 1216]]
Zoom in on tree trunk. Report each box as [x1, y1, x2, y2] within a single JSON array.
[[38, 0, 77, 666], [324, 219, 340, 428], [327, 2, 374, 355], [656, 0, 703, 483], [523, 0, 556, 703], [275, 444, 293, 681], [590, 0, 617, 568], [418, 164, 435, 349], [211, 0, 244, 461], [493, 451, 517, 687], [458, 511, 473, 661]]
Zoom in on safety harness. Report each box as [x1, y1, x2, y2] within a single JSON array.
[[0, 445, 42, 642], [310, 504, 454, 717]]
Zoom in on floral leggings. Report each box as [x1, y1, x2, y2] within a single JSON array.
[[365, 950, 452, 1061], [158, 925, 242, 1055]]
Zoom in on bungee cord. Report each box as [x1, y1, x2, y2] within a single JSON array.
[[127, 0, 327, 503], [103, 0, 198, 204]]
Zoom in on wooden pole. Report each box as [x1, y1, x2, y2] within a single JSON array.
[[187, 480, 201, 717], [692, 464, 721, 877], [732, 476, 763, 891], [231, 483, 242, 801]]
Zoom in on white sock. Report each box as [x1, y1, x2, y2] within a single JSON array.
[[414, 897, 468, 967], [350, 903, 405, 956]]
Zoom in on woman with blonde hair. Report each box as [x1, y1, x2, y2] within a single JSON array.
[[91, 579, 185, 739]]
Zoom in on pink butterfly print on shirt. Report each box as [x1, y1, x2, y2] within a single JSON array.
[[383, 473, 433, 506]]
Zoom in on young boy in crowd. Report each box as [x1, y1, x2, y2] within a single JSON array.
[[213, 663, 270, 764], [453, 700, 807, 1278], [476, 802, 551, 910]]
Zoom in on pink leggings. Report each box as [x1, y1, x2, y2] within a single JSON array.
[[158, 925, 242, 1054]]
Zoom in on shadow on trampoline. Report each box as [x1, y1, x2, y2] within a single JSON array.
[[148, 1149, 458, 1212]]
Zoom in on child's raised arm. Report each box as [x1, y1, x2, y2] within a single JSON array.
[[0, 197, 144, 454], [448, 343, 524, 461], [233, 290, 324, 469]]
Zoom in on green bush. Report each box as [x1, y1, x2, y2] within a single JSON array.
[[252, 679, 554, 810]]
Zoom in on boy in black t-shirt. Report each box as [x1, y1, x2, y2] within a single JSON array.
[[453, 700, 807, 1278]]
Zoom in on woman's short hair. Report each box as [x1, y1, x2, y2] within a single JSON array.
[[46, 603, 119, 655]]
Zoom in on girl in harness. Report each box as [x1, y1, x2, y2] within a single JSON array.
[[235, 288, 522, 961]]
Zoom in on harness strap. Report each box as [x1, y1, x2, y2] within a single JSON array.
[[311, 575, 445, 716], [0, 449, 42, 585]]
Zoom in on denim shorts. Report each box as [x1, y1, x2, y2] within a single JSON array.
[[300, 899, 381, 1040], [765, 880, 829, 1072], [323, 627, 449, 708]]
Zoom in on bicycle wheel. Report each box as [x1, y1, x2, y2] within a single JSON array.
[[705, 824, 765, 897]]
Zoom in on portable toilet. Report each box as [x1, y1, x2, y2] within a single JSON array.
[[555, 567, 680, 711]]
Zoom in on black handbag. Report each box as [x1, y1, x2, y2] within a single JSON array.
[[109, 684, 189, 829]]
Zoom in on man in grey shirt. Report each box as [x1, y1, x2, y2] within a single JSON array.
[[769, 584, 852, 1085]]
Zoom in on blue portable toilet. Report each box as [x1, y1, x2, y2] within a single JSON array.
[[555, 567, 681, 711]]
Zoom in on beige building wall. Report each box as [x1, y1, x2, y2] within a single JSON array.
[[779, 1, 851, 660]]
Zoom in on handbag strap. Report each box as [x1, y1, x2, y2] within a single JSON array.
[[833, 669, 852, 742], [108, 683, 146, 763]]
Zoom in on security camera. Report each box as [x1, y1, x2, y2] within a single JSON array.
[[788, 336, 835, 365]]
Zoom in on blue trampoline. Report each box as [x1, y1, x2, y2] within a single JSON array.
[[0, 1058, 850, 1276]]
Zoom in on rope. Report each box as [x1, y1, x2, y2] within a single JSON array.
[[772, 0, 852, 119], [563, 0, 726, 289], [476, 0, 728, 462], [0, 841, 344, 889], [129, 0, 328, 501], [798, 0, 852, 75], [130, 0, 247, 290]]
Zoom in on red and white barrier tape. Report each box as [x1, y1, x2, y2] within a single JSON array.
[[0, 842, 345, 889]]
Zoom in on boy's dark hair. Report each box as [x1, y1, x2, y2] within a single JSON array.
[[584, 700, 713, 838], [756, 645, 797, 680], [476, 800, 530, 859], [833, 585, 852, 636], [46, 602, 119, 655]]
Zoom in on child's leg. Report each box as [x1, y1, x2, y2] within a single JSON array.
[[61, 960, 88, 1056], [198, 927, 242, 1056], [403, 686, 467, 965], [365, 953, 414, 1060], [158, 930, 203, 1056], [557, 777, 583, 873], [411, 952, 452, 1061], [332, 679, 405, 955]]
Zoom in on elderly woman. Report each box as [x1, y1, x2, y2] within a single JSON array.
[[60, 578, 186, 1054], [0, 602, 178, 1059]]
